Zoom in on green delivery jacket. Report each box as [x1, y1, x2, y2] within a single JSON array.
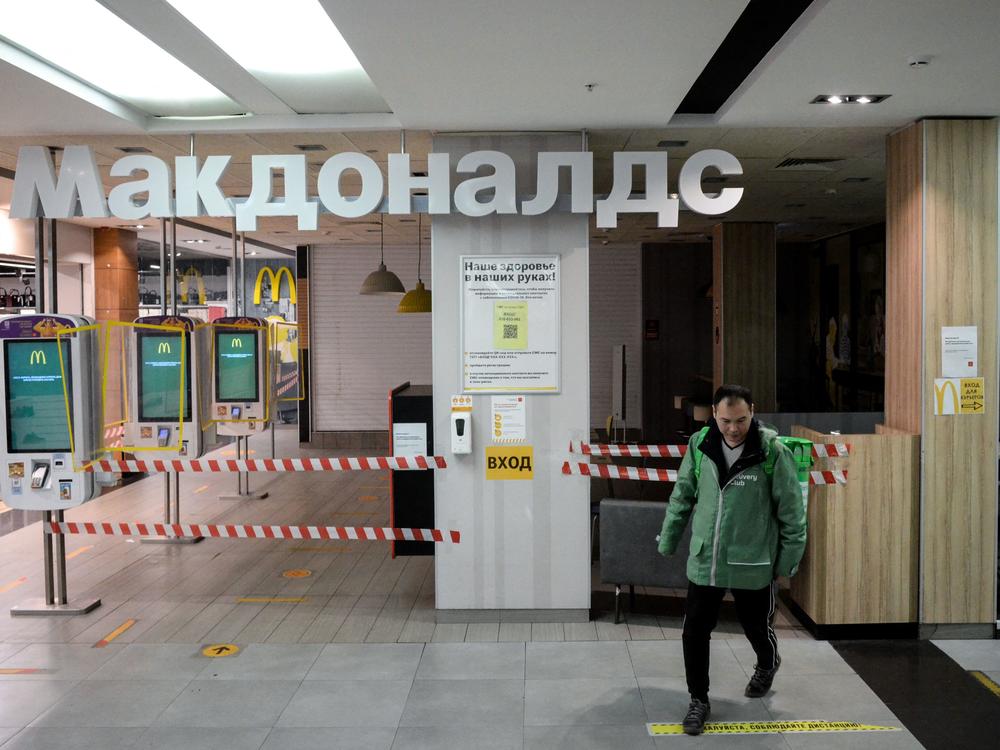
[[657, 420, 807, 590]]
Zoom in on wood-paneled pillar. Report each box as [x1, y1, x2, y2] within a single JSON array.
[[712, 222, 776, 410], [93, 228, 138, 428], [886, 119, 999, 632]]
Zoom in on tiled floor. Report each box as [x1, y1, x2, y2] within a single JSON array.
[[0, 640, 924, 749], [0, 426, 985, 747]]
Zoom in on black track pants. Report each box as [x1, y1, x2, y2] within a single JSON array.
[[682, 579, 778, 701]]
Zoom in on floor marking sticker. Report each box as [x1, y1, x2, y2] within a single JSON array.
[[970, 670, 1000, 698], [647, 720, 901, 736], [237, 597, 307, 603], [65, 545, 93, 560], [193, 484, 210, 494], [282, 569, 312, 579], [202, 643, 239, 658], [358, 495, 379, 502], [94, 618, 137, 648], [0, 668, 42, 675], [0, 576, 28, 594]]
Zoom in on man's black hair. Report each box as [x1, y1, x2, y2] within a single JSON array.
[[713, 384, 753, 407]]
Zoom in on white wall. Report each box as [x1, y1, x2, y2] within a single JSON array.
[[589, 243, 642, 431], [432, 134, 590, 615], [310, 244, 432, 430]]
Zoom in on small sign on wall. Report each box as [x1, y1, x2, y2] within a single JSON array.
[[485, 445, 534, 480], [933, 377, 984, 415]]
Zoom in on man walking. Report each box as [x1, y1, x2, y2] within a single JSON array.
[[657, 385, 807, 735]]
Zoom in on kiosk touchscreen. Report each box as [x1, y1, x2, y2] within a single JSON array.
[[211, 317, 269, 437], [0, 314, 99, 510], [124, 315, 211, 458]]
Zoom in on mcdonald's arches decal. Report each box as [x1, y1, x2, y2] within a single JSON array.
[[933, 377, 984, 415], [29, 348, 47, 365], [253, 266, 296, 305]]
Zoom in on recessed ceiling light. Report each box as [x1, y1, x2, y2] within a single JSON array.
[[117, 146, 151, 154], [657, 140, 689, 149], [164, 0, 364, 77], [3, 2, 237, 115], [150, 264, 160, 270], [295, 144, 327, 152], [249, 251, 258, 256], [133, 224, 146, 229], [812, 94, 890, 105]]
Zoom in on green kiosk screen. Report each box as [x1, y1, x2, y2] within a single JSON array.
[[138, 333, 191, 422], [216, 332, 258, 402], [4, 340, 73, 453]]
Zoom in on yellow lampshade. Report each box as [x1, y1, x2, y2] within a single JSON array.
[[397, 280, 431, 313]]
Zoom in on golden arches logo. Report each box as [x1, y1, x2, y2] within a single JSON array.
[[29, 349, 46, 366], [177, 267, 206, 305], [253, 267, 297, 305], [231, 337, 243, 349], [934, 380, 959, 414], [157, 342, 172, 354]]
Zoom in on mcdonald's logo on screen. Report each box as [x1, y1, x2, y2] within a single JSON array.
[[253, 266, 297, 305], [231, 337, 243, 348], [157, 342, 172, 354], [29, 349, 47, 366]]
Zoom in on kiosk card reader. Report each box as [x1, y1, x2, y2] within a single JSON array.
[[0, 314, 100, 510], [124, 315, 212, 459], [211, 317, 270, 437]]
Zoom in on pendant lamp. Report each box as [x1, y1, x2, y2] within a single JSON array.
[[398, 215, 432, 313], [359, 217, 405, 295]]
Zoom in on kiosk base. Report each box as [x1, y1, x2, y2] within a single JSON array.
[[140, 536, 204, 545], [11, 597, 101, 617]]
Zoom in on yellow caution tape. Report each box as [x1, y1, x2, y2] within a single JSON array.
[[648, 720, 901, 736]]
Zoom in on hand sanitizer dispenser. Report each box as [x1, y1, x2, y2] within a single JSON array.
[[450, 395, 472, 454]]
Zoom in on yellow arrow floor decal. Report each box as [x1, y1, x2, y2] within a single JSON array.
[[648, 720, 901, 736]]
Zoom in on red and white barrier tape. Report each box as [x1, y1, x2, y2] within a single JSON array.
[[810, 443, 852, 458], [808, 470, 848, 486], [276, 378, 298, 397], [82, 455, 447, 474], [278, 368, 298, 383], [47, 521, 461, 543], [561, 462, 678, 482], [104, 425, 125, 439], [562, 462, 848, 486], [570, 441, 686, 458], [569, 441, 851, 459]]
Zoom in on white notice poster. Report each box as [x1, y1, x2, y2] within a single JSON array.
[[392, 423, 427, 458], [491, 396, 527, 443], [941, 326, 977, 377], [461, 255, 560, 393]]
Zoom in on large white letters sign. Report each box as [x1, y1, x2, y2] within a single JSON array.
[[9, 146, 743, 230]]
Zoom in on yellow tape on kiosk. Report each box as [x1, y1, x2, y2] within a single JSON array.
[[208, 317, 270, 436], [120, 316, 214, 458], [0, 314, 102, 509]]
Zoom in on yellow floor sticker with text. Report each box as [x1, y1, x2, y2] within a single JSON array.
[[648, 720, 900, 736]]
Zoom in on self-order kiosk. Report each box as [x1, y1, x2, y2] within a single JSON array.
[[124, 315, 212, 458], [0, 314, 100, 510], [211, 317, 270, 437]]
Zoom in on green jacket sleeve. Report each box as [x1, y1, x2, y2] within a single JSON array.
[[770, 442, 808, 577], [657, 434, 698, 556]]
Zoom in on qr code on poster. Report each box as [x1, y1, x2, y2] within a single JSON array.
[[503, 324, 518, 340]]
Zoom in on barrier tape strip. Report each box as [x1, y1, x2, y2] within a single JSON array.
[[809, 470, 848, 486], [571, 441, 686, 458], [561, 462, 678, 482], [278, 368, 298, 384], [81, 456, 447, 474], [569, 441, 851, 458], [276, 378, 298, 397], [561, 462, 848, 486], [47, 521, 461, 544]]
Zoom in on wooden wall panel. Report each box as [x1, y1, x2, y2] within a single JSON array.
[[790, 426, 919, 625], [921, 119, 998, 624], [885, 123, 924, 433], [712, 223, 776, 410], [92, 227, 138, 427]]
